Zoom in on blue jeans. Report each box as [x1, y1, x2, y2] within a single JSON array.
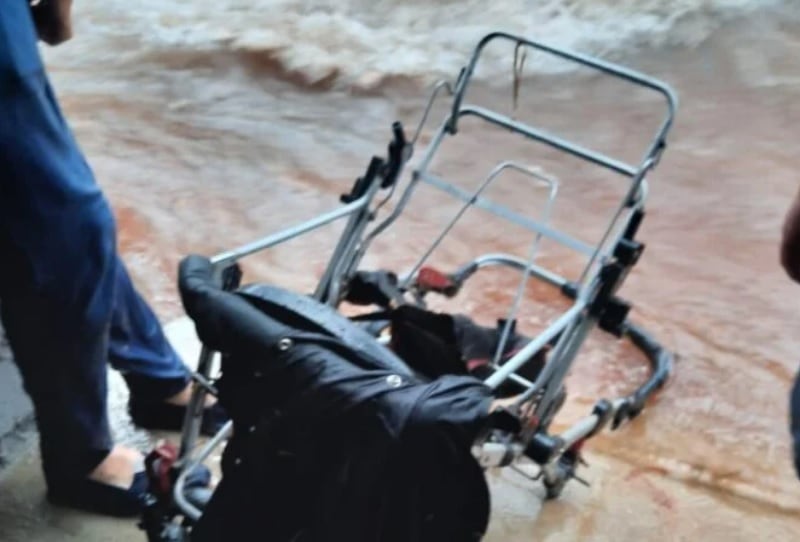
[[790, 368, 800, 478], [0, 0, 190, 487]]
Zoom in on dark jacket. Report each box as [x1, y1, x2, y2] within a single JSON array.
[[178, 256, 495, 542]]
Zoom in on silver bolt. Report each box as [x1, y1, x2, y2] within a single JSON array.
[[277, 338, 293, 351], [386, 374, 403, 388]]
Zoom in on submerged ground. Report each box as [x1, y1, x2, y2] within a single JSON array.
[[2, 6, 800, 541]]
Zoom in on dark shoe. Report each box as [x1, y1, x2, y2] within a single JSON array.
[[129, 398, 229, 437], [47, 464, 212, 518], [47, 471, 150, 517]]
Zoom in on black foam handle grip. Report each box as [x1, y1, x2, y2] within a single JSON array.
[[382, 122, 407, 188]]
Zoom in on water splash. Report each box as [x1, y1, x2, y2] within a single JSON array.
[[61, 0, 798, 89]]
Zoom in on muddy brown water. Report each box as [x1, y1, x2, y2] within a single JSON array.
[[19, 9, 800, 542]]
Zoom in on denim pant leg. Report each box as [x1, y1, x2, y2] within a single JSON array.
[[0, 0, 119, 487], [0, 268, 114, 487], [108, 258, 191, 401], [789, 367, 800, 478]]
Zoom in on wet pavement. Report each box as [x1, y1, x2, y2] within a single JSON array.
[[2, 3, 800, 541], [2, 319, 796, 542]]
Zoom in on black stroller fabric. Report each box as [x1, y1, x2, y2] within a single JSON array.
[[349, 304, 547, 400], [177, 256, 495, 542]]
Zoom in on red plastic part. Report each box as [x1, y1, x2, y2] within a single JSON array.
[[417, 266, 455, 291], [146, 441, 179, 496]]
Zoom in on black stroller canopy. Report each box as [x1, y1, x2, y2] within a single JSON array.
[[179, 255, 495, 541]]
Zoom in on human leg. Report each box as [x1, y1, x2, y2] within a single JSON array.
[[107, 258, 228, 435], [789, 367, 800, 478], [0, 0, 206, 514], [0, 250, 114, 489], [108, 257, 191, 400], [0, 220, 154, 516], [0, 0, 122, 489]]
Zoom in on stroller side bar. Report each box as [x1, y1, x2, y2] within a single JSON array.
[[210, 196, 369, 268]]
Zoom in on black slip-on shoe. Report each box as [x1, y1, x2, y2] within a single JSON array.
[[47, 471, 150, 518], [128, 398, 230, 437], [47, 464, 213, 518]]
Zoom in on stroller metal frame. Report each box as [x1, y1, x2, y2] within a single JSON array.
[[142, 32, 678, 538]]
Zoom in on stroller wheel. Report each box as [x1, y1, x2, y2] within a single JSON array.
[[544, 473, 568, 500], [543, 450, 577, 500]]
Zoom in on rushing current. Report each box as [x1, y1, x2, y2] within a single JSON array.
[[32, 0, 800, 539]]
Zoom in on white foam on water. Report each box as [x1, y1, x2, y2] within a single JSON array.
[[70, 0, 797, 87]]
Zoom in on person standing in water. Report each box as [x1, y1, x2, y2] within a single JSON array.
[[0, 0, 226, 516], [781, 187, 800, 477]]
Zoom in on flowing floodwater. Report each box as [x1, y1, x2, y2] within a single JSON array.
[[33, 0, 800, 539]]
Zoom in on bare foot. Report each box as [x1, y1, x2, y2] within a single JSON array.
[[87, 445, 143, 489], [165, 383, 217, 408]]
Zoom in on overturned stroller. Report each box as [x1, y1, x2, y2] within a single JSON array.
[[140, 32, 678, 541]]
